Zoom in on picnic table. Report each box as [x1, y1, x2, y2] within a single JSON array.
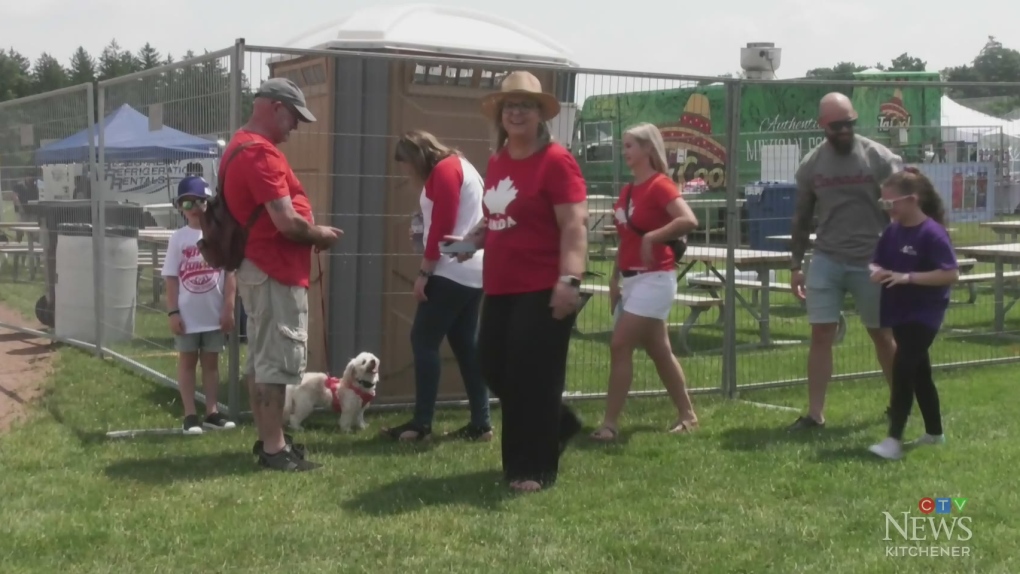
[[953, 243, 1020, 332], [979, 220, 1020, 242], [578, 244, 796, 355], [0, 225, 42, 281]]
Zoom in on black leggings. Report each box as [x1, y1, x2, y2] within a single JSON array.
[[478, 289, 581, 486], [888, 323, 944, 440]]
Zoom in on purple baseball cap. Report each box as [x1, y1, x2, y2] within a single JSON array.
[[176, 175, 212, 204]]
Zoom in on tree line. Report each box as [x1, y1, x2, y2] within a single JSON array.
[[0, 40, 254, 178], [702, 37, 1020, 118]]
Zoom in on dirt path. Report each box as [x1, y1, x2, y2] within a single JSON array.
[[0, 304, 55, 433]]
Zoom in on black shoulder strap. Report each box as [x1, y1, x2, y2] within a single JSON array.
[[217, 140, 257, 192], [216, 140, 262, 228], [622, 183, 648, 236]]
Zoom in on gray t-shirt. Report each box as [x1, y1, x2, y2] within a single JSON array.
[[790, 135, 904, 268]]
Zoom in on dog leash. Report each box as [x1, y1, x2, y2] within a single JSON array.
[[313, 249, 329, 367]]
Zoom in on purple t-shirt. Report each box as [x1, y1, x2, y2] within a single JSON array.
[[873, 218, 958, 330]]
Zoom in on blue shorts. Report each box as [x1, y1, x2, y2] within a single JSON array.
[[805, 252, 882, 329]]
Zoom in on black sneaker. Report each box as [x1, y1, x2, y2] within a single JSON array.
[[252, 434, 306, 459], [203, 412, 236, 430], [258, 445, 320, 472], [446, 423, 493, 442], [787, 415, 825, 431], [182, 414, 203, 435]]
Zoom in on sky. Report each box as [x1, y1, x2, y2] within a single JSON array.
[[0, 0, 1016, 81]]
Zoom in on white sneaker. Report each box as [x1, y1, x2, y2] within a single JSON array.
[[868, 437, 904, 460], [908, 433, 946, 446]]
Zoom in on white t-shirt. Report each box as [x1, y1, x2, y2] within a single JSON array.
[[420, 155, 484, 288], [160, 226, 226, 334]]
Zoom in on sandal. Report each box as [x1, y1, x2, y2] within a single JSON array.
[[445, 423, 493, 442], [380, 421, 431, 441], [510, 479, 544, 493], [669, 420, 699, 434], [589, 425, 619, 442]]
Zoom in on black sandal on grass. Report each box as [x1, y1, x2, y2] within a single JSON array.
[[380, 421, 431, 441]]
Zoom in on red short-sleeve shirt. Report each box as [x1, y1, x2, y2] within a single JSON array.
[[481, 143, 587, 295], [614, 173, 681, 273], [223, 130, 314, 288]]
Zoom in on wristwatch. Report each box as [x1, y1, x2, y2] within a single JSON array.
[[418, 269, 433, 278], [559, 275, 582, 289]]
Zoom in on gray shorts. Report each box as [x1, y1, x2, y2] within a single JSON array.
[[805, 252, 882, 329], [175, 329, 226, 353], [236, 259, 308, 386]]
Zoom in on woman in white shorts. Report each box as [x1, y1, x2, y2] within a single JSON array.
[[590, 123, 701, 441]]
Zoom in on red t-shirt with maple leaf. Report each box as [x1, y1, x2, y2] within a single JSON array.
[[614, 173, 682, 273], [481, 143, 587, 295]]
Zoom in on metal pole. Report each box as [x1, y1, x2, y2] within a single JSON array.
[[95, 86, 108, 355], [226, 38, 245, 420], [86, 83, 103, 357], [721, 80, 742, 399]]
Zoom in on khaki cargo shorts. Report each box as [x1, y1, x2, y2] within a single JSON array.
[[236, 259, 308, 386]]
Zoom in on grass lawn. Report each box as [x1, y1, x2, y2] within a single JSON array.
[[1, 343, 1018, 573]]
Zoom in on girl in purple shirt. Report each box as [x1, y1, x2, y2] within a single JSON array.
[[868, 167, 959, 460]]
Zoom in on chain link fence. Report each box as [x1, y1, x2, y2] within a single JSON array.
[[3, 39, 1020, 422], [0, 84, 102, 354]]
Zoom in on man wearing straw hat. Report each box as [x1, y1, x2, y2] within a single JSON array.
[[788, 92, 903, 431]]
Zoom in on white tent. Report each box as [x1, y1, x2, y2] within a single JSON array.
[[940, 96, 1018, 143]]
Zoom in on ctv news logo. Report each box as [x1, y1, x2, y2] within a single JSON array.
[[883, 497, 972, 558]]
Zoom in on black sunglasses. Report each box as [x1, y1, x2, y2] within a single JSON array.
[[828, 119, 857, 132]]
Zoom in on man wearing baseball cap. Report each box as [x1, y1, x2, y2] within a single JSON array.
[[221, 77, 344, 472]]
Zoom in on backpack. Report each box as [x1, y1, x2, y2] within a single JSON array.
[[622, 183, 687, 266], [197, 141, 262, 271]]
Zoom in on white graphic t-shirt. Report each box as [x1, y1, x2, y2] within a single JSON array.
[[160, 226, 225, 335]]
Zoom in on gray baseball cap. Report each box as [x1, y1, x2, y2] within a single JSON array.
[[255, 78, 316, 123]]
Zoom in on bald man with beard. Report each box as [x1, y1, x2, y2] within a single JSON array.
[[787, 92, 904, 431]]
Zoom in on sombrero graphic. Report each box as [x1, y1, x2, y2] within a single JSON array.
[[880, 89, 910, 124], [659, 93, 727, 165]]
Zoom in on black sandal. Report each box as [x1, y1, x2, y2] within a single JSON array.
[[380, 421, 431, 441]]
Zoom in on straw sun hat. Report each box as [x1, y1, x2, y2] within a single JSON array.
[[480, 71, 561, 122]]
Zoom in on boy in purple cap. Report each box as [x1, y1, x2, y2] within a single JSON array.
[[161, 175, 237, 434]]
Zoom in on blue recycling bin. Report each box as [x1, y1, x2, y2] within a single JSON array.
[[746, 182, 798, 252]]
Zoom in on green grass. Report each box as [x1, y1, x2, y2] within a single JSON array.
[[1, 342, 1018, 573]]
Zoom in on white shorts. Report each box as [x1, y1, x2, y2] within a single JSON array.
[[615, 271, 676, 321]]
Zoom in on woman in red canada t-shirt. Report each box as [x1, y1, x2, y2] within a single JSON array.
[[450, 71, 588, 493], [590, 123, 701, 442]]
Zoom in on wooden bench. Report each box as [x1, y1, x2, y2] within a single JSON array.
[[955, 269, 1020, 304], [577, 283, 723, 355]]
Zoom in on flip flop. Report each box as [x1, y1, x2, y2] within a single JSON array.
[[669, 420, 699, 434], [590, 426, 619, 442]]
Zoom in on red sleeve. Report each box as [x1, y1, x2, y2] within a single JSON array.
[[242, 145, 291, 205], [650, 175, 681, 210], [543, 144, 587, 205], [423, 156, 464, 261]]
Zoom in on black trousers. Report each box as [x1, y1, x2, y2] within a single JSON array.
[[478, 289, 581, 486], [888, 323, 944, 440]]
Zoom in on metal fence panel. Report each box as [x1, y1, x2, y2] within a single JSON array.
[[6, 44, 1020, 420], [243, 45, 731, 408], [729, 78, 1020, 399], [95, 48, 237, 418], [0, 84, 102, 351]]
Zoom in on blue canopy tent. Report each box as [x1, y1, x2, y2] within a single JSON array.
[[34, 103, 219, 165]]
